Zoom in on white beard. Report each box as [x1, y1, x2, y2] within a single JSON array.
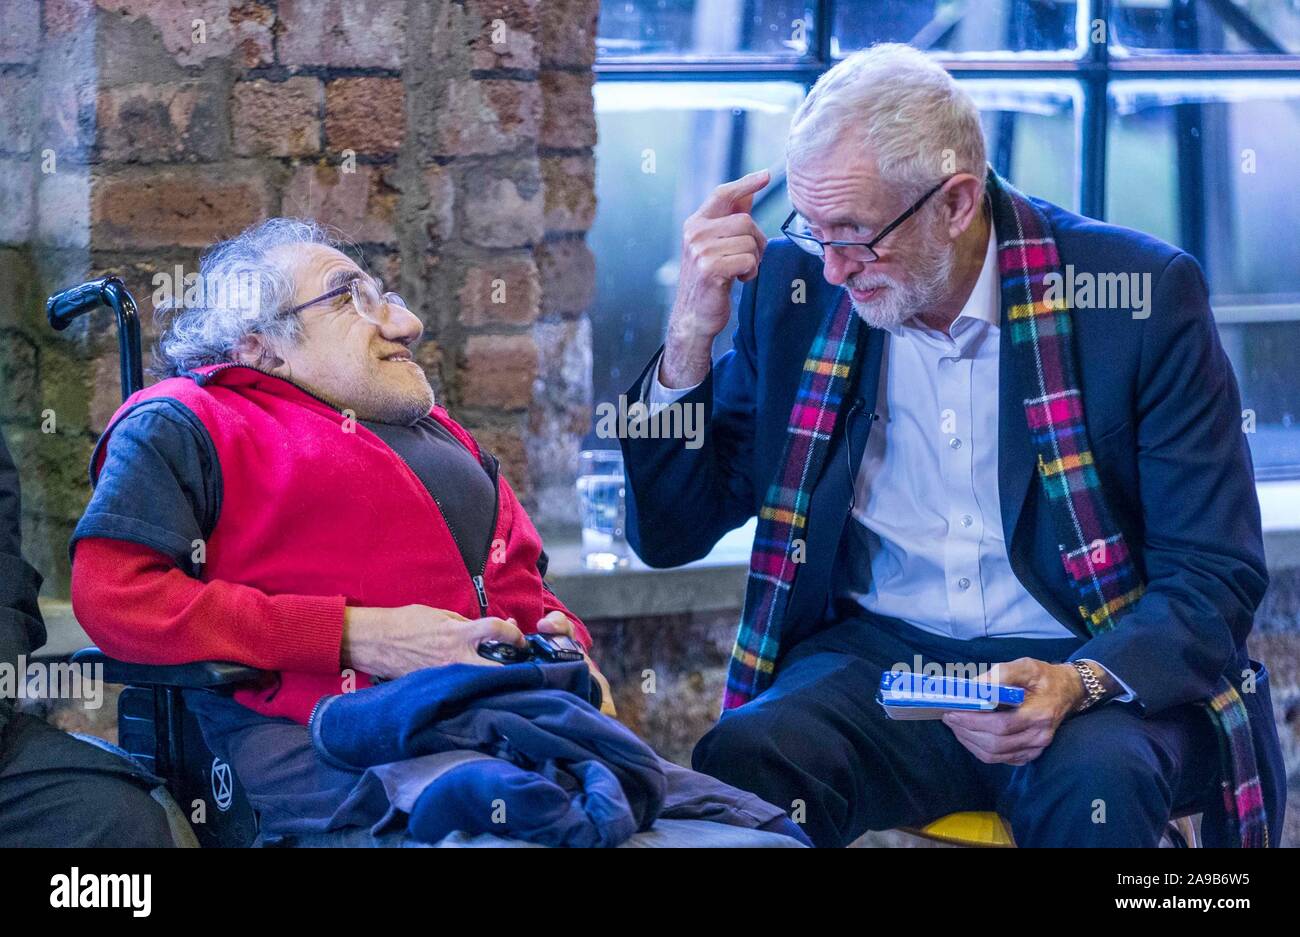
[[848, 228, 956, 330]]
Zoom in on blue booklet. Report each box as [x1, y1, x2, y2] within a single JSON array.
[[877, 670, 1025, 720]]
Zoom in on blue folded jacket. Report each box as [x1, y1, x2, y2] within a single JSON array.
[[309, 661, 667, 846]]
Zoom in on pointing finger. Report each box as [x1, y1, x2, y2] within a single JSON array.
[[699, 169, 771, 219]]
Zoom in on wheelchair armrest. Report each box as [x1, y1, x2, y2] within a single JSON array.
[[71, 647, 263, 689]]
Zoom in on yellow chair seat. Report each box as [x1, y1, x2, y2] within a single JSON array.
[[902, 810, 1199, 848], [906, 811, 1015, 847]]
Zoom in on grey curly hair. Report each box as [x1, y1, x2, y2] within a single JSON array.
[[153, 218, 337, 377]]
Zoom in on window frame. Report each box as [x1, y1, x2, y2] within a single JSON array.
[[595, 0, 1300, 220]]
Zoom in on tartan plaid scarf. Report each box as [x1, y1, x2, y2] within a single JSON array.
[[725, 173, 1269, 848]]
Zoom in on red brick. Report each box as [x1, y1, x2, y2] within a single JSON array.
[[97, 251, 200, 320], [464, 423, 529, 494], [282, 162, 398, 244], [539, 0, 597, 68], [458, 254, 540, 328], [435, 79, 540, 158], [413, 338, 443, 392], [277, 0, 406, 68], [464, 0, 541, 71], [97, 1, 274, 68], [460, 333, 537, 410], [91, 166, 269, 249], [98, 82, 222, 162], [232, 77, 322, 158], [540, 70, 595, 150], [39, 74, 96, 154], [535, 238, 594, 317], [542, 154, 595, 233], [460, 159, 544, 249], [325, 78, 404, 157]]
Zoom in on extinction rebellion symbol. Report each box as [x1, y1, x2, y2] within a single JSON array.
[[211, 757, 233, 812]]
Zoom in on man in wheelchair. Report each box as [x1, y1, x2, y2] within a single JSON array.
[[69, 218, 805, 848]]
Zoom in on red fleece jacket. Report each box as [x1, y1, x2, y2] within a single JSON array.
[[71, 364, 590, 724]]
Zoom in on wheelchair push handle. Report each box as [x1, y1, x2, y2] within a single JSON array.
[[46, 277, 113, 330], [46, 275, 145, 400]]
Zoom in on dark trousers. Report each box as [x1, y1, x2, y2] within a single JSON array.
[[0, 711, 174, 847], [692, 614, 1219, 847]]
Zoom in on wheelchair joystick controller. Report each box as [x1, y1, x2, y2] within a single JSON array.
[[476, 634, 601, 710]]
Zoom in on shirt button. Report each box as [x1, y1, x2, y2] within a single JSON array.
[[960, 514, 973, 528], [957, 577, 972, 591], [948, 437, 962, 450]]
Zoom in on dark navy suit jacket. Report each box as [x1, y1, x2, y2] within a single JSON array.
[[620, 194, 1285, 834]]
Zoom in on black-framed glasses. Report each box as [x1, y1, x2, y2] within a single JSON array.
[[781, 178, 950, 262], [281, 275, 408, 324]]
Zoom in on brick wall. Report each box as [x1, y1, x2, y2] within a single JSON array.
[[0, 0, 598, 595]]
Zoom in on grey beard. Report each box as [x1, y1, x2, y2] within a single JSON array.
[[357, 379, 436, 426], [850, 240, 956, 330]]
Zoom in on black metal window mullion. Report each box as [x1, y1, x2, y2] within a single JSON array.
[[1173, 0, 1207, 264], [814, 0, 833, 64], [1080, 0, 1110, 221]]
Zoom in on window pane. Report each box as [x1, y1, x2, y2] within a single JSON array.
[[961, 80, 1080, 211], [588, 81, 805, 427], [832, 0, 1081, 57], [1107, 80, 1300, 478], [597, 1, 816, 59], [1112, 0, 1300, 55]]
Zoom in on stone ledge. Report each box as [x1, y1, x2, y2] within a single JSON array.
[[543, 538, 747, 620]]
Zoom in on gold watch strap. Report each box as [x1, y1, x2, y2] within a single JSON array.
[[1072, 660, 1107, 712]]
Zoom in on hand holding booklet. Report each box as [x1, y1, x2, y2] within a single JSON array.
[[876, 670, 1026, 721]]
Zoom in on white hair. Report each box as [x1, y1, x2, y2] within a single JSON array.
[[154, 218, 335, 376], [788, 43, 987, 195]]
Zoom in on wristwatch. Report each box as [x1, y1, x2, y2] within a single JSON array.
[[1072, 660, 1107, 712]]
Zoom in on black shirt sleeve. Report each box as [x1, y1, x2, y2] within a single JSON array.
[[71, 399, 221, 577]]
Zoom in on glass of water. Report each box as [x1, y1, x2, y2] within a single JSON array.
[[576, 449, 630, 570]]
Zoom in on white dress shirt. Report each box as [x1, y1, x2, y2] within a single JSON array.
[[844, 221, 1070, 639], [647, 222, 1134, 699]]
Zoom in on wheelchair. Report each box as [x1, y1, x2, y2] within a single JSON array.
[[46, 276, 1213, 850], [49, 277, 261, 848]]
